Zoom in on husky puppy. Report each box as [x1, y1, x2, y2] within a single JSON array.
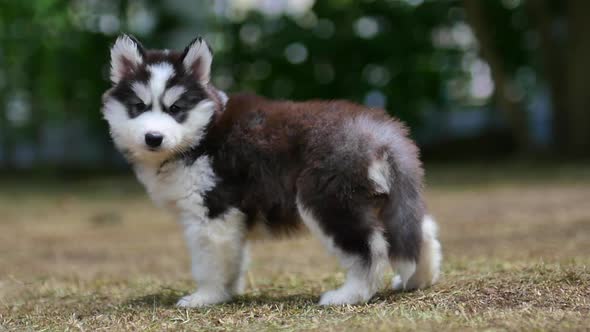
[[102, 35, 441, 307]]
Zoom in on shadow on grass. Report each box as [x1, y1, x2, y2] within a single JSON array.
[[125, 287, 410, 309], [125, 288, 319, 309], [374, 288, 415, 302], [126, 288, 183, 307]]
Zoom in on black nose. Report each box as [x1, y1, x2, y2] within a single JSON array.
[[145, 132, 163, 148]]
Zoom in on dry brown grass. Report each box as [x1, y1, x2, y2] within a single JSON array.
[[1, 163, 589, 331]]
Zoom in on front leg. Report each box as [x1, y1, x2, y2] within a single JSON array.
[[177, 208, 248, 308]]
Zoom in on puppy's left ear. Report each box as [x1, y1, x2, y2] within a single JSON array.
[[181, 37, 213, 83]]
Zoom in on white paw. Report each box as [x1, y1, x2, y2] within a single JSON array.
[[392, 275, 405, 291], [176, 291, 231, 308], [318, 288, 371, 306]]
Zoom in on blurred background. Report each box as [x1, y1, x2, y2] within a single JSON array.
[[1, 0, 589, 174], [2, 2, 590, 329]]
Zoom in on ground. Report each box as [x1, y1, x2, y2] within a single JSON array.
[[1, 163, 589, 331]]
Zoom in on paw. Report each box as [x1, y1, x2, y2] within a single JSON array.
[[392, 275, 423, 291], [176, 291, 231, 308], [318, 288, 371, 306], [392, 275, 405, 291]]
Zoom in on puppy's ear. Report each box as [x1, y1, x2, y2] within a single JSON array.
[[110, 34, 145, 84], [181, 37, 213, 83]]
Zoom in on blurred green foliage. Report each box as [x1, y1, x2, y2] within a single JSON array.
[[219, 1, 460, 126], [0, 0, 587, 168]]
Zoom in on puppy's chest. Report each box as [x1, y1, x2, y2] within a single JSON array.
[[135, 156, 217, 219]]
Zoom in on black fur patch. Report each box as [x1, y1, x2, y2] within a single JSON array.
[[181, 94, 425, 262], [164, 73, 208, 124], [110, 79, 151, 118]]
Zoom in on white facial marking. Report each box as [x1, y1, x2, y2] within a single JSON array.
[[183, 99, 215, 140], [147, 63, 175, 111], [102, 98, 133, 150], [163, 86, 187, 108], [103, 94, 216, 163], [131, 82, 151, 105], [103, 61, 216, 164]]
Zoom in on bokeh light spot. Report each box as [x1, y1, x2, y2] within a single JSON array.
[[285, 43, 308, 64]]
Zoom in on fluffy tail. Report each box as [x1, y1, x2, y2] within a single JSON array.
[[364, 137, 441, 290]]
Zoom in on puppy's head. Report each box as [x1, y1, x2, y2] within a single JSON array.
[[102, 35, 226, 164]]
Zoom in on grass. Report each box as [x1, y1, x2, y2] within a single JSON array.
[[1, 163, 589, 331]]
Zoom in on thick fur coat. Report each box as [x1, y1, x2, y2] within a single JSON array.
[[102, 35, 441, 306]]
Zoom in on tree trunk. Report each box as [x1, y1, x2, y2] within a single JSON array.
[[526, 0, 569, 152], [565, 0, 590, 155], [0, 92, 9, 168], [462, 0, 532, 153]]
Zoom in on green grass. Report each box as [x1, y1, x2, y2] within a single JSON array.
[[1, 163, 590, 331]]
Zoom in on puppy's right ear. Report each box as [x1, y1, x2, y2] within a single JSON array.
[[110, 34, 145, 84]]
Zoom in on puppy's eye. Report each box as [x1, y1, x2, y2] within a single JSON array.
[[134, 102, 147, 112], [169, 104, 181, 112]]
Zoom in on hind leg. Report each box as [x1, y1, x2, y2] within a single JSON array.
[[392, 215, 442, 291], [319, 232, 389, 305], [296, 198, 389, 305], [391, 260, 416, 290]]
